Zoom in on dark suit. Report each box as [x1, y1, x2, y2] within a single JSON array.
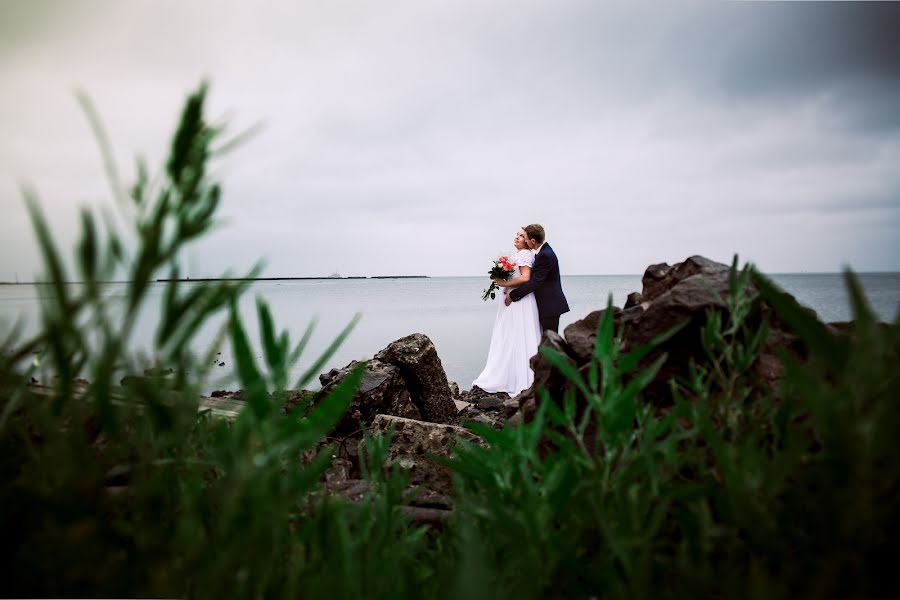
[[508, 243, 570, 333]]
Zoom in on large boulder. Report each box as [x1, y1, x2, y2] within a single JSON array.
[[370, 414, 485, 496], [625, 266, 730, 350], [563, 307, 621, 362], [374, 333, 457, 424], [318, 359, 421, 436], [315, 333, 457, 437], [621, 267, 734, 402], [509, 255, 810, 419], [641, 255, 731, 303]]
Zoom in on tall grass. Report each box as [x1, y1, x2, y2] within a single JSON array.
[[2, 86, 897, 598]]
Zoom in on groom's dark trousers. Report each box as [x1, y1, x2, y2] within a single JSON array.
[[540, 316, 561, 334], [509, 243, 569, 334]]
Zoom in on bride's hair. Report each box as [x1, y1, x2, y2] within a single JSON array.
[[523, 224, 545, 244]]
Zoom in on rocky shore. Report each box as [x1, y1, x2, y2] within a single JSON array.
[[197, 255, 849, 513]]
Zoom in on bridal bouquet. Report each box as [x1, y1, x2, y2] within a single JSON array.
[[481, 255, 515, 301]]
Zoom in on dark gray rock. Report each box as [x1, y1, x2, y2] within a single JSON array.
[[371, 414, 485, 495], [318, 359, 421, 436], [563, 307, 621, 363], [624, 291, 644, 309], [474, 395, 505, 411], [624, 270, 730, 352], [375, 333, 457, 424], [641, 255, 730, 303], [319, 367, 343, 387]]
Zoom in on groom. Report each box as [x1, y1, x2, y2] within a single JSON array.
[[504, 223, 570, 333]]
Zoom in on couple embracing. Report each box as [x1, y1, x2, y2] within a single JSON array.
[[473, 224, 569, 396]]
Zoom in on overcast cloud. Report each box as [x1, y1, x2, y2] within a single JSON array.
[[1, 0, 898, 279]]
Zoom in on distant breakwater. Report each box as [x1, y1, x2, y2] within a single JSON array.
[[154, 276, 429, 282], [0, 275, 430, 285]]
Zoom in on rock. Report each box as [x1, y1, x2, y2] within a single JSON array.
[[464, 386, 510, 410], [474, 395, 505, 410], [641, 262, 672, 302], [500, 398, 520, 418], [623, 271, 731, 352], [531, 330, 575, 392], [457, 402, 506, 429], [374, 333, 457, 424], [319, 367, 343, 387], [461, 410, 505, 430], [399, 506, 452, 526], [563, 307, 621, 363], [453, 400, 472, 411], [199, 395, 245, 421], [641, 255, 730, 303], [753, 352, 784, 388], [325, 478, 371, 502], [370, 414, 486, 495], [624, 292, 644, 309], [525, 256, 814, 412], [280, 389, 317, 415], [324, 457, 353, 487], [609, 258, 738, 403], [449, 381, 461, 399], [318, 359, 421, 436]]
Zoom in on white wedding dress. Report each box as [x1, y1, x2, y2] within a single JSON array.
[[472, 248, 542, 396]]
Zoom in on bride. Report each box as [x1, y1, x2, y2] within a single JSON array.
[[472, 228, 542, 396]]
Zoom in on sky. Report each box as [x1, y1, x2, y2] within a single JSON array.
[[1, 0, 899, 280]]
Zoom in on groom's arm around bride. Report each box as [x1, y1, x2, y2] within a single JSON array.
[[504, 224, 570, 334]]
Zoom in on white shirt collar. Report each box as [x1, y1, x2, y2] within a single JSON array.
[[535, 242, 546, 253]]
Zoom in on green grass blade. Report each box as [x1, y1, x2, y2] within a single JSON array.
[[752, 268, 846, 370], [256, 297, 281, 373], [539, 345, 591, 400], [228, 302, 268, 417], [290, 362, 364, 448], [295, 313, 360, 389]]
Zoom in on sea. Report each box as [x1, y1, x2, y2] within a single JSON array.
[[2, 273, 899, 393]]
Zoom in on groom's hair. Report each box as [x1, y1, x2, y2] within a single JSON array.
[[523, 224, 545, 244]]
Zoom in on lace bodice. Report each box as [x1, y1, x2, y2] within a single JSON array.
[[513, 249, 535, 271]]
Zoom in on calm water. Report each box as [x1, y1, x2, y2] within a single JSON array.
[[2, 274, 898, 392]]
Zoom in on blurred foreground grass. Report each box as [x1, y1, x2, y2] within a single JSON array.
[[1, 86, 897, 598]]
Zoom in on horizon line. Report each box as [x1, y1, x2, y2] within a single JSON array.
[[3, 270, 900, 285]]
